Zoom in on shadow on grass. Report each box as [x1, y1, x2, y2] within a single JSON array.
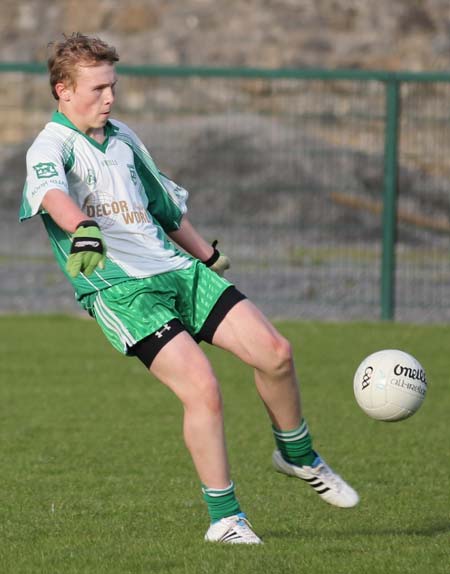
[[263, 519, 450, 540]]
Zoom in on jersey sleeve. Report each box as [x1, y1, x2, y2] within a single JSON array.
[[19, 136, 69, 221], [157, 172, 189, 217], [143, 168, 189, 233]]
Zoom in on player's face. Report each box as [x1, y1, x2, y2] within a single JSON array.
[[58, 62, 117, 134]]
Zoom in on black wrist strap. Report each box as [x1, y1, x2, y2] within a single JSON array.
[[76, 220, 99, 230], [203, 240, 220, 267]]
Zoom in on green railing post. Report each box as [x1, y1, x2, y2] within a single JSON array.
[[381, 80, 400, 320]]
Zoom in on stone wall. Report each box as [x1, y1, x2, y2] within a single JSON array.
[[1, 0, 450, 70]]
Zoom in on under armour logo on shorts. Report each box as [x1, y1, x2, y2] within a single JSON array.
[[154, 323, 172, 339]]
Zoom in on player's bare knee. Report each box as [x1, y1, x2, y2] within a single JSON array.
[[185, 376, 223, 416], [267, 334, 293, 377], [203, 387, 223, 416]]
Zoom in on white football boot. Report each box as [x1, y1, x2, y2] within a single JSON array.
[[205, 513, 263, 544], [272, 450, 359, 508]]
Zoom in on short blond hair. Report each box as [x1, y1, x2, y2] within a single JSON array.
[[48, 33, 119, 100]]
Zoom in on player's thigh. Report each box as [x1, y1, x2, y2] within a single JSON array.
[[211, 298, 292, 372], [150, 330, 220, 407]]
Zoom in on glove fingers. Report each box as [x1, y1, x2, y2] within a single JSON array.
[[66, 253, 106, 277], [211, 255, 231, 276], [220, 256, 231, 271], [83, 253, 101, 276], [66, 253, 83, 278]]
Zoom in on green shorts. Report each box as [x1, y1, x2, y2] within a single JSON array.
[[81, 260, 242, 355]]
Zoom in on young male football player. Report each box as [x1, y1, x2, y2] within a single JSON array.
[[20, 33, 359, 545]]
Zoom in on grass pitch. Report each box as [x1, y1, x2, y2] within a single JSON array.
[[0, 316, 448, 574]]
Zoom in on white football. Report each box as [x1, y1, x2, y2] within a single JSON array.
[[353, 349, 427, 422]]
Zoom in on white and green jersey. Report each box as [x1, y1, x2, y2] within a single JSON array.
[[20, 111, 192, 300]]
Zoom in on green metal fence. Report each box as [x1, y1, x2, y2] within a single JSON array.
[[1, 63, 450, 321]]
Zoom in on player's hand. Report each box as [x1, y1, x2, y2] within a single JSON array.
[[210, 254, 230, 276], [204, 240, 230, 276], [66, 220, 106, 278]]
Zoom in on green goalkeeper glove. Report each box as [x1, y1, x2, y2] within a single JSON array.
[[203, 240, 230, 277], [66, 220, 107, 278]]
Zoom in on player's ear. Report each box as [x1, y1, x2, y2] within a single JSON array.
[[55, 82, 71, 102]]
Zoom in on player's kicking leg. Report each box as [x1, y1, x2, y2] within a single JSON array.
[[211, 298, 359, 508], [137, 326, 262, 544]]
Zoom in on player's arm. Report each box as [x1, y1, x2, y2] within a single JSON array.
[[168, 216, 230, 276], [41, 188, 91, 232], [41, 189, 106, 277]]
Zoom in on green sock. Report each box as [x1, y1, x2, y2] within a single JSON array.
[[202, 481, 241, 523], [273, 418, 316, 467]]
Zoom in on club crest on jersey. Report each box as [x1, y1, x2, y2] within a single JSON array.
[[127, 164, 138, 185], [33, 162, 58, 179], [86, 169, 97, 186]]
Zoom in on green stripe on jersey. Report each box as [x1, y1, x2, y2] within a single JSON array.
[[19, 182, 32, 220], [115, 133, 184, 233]]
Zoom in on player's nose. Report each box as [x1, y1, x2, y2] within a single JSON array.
[[104, 86, 115, 105]]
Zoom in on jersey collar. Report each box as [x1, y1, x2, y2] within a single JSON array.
[[51, 110, 118, 152]]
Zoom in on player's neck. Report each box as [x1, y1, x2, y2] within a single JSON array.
[[57, 107, 107, 144], [85, 127, 106, 144]]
